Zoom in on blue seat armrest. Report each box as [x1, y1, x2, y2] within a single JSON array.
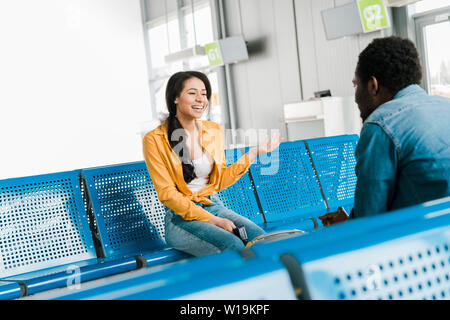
[[261, 218, 320, 233], [137, 247, 192, 267], [260, 208, 328, 233], [13, 257, 138, 296], [0, 281, 23, 300]]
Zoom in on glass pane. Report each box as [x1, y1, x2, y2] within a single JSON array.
[[145, 0, 224, 124], [184, 2, 214, 69], [148, 23, 168, 69], [148, 19, 181, 69], [184, 3, 214, 47], [413, 0, 450, 14], [207, 71, 223, 125], [424, 20, 450, 98]]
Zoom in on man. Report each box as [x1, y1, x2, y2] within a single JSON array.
[[319, 36, 450, 226]]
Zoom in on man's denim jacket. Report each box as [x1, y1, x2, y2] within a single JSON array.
[[352, 84, 450, 218]]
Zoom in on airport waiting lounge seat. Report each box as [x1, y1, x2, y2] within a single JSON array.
[[0, 134, 360, 299], [305, 134, 359, 215], [31, 196, 450, 300], [81, 162, 192, 266], [247, 196, 450, 299], [0, 170, 140, 298], [248, 140, 328, 232], [220, 135, 359, 233], [283, 201, 450, 300], [43, 250, 296, 300]]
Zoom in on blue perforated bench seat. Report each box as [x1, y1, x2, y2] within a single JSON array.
[[2, 256, 138, 297], [3, 249, 189, 299], [217, 142, 330, 233], [248, 136, 358, 232], [45, 250, 244, 299], [41, 251, 296, 300], [80, 163, 193, 267], [247, 196, 450, 299], [0, 170, 155, 298], [249, 197, 450, 258], [123, 257, 296, 300], [285, 205, 450, 300], [305, 135, 358, 214], [0, 135, 361, 299]]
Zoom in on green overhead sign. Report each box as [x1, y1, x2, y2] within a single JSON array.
[[205, 41, 224, 67], [357, 0, 390, 33]]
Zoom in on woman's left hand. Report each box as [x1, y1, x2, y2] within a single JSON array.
[[256, 133, 282, 155], [248, 133, 282, 161]]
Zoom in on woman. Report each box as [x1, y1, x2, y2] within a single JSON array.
[[143, 71, 281, 256]]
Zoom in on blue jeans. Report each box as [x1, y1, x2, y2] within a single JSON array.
[[164, 194, 266, 256]]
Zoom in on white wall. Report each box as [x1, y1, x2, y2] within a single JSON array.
[[294, 0, 393, 99], [222, 0, 393, 138], [0, 0, 152, 179], [223, 0, 302, 139]]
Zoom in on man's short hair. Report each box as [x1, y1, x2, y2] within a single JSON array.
[[356, 36, 423, 95]]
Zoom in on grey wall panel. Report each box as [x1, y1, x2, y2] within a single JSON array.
[[223, 0, 301, 139], [294, 0, 319, 101], [295, 0, 393, 99], [273, 0, 302, 104]]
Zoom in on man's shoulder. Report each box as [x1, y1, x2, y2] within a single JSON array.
[[366, 98, 408, 123], [367, 85, 449, 123]]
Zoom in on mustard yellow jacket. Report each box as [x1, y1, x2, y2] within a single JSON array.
[[142, 120, 253, 222]]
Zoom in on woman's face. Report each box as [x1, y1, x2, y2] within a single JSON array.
[[174, 77, 208, 121]]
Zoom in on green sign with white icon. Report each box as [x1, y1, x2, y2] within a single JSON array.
[[357, 0, 390, 33], [205, 41, 224, 67]]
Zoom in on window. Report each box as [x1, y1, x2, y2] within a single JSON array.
[[413, 5, 450, 97], [142, 0, 224, 130], [421, 20, 450, 97]]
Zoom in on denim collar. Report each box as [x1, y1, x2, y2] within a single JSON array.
[[393, 84, 426, 100], [366, 84, 426, 123]]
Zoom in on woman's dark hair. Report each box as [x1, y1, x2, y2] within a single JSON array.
[[356, 36, 422, 96], [165, 71, 212, 184]]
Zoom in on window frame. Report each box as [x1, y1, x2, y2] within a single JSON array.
[[413, 6, 450, 93], [140, 0, 230, 129]]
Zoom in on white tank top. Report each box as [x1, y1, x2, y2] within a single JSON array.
[[187, 152, 212, 193]]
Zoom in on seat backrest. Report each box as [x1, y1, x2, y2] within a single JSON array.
[[287, 204, 450, 300], [135, 257, 296, 300], [51, 252, 296, 300], [48, 250, 244, 299], [81, 162, 167, 258], [249, 140, 326, 222], [215, 148, 263, 224], [305, 135, 359, 212], [250, 197, 450, 262], [0, 171, 97, 278]]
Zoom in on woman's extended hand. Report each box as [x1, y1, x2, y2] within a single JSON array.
[[208, 216, 236, 233], [247, 133, 283, 162]]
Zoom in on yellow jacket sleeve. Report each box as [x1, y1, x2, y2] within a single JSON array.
[[142, 133, 215, 222], [215, 149, 253, 192], [206, 123, 254, 192]]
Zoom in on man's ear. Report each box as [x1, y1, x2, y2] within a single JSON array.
[[368, 76, 379, 96]]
